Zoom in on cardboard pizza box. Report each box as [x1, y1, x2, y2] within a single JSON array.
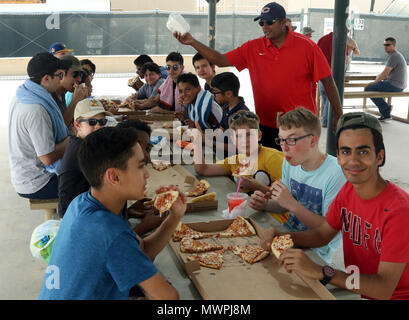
[[127, 113, 176, 122], [169, 218, 335, 300], [145, 164, 218, 213]]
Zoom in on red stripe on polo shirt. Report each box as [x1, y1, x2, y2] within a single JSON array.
[[226, 28, 332, 128]]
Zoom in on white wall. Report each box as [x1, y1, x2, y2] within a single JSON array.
[[0, 0, 110, 13]]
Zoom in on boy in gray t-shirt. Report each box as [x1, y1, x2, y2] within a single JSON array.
[[364, 37, 408, 121]]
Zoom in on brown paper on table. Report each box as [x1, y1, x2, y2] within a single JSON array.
[[145, 164, 218, 212], [169, 218, 336, 300]]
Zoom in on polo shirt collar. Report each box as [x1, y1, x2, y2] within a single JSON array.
[[265, 26, 294, 50]]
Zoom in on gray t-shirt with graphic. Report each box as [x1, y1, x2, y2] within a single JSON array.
[[386, 50, 407, 90]]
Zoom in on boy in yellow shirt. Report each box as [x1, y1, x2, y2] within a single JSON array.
[[193, 110, 284, 193]]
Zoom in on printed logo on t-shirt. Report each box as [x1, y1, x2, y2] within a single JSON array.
[[341, 207, 382, 254], [284, 179, 323, 231]]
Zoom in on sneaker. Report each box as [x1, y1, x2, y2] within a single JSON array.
[[378, 115, 391, 121]]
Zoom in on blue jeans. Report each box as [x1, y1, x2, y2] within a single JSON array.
[[364, 81, 403, 117], [18, 174, 59, 199], [319, 81, 330, 126]]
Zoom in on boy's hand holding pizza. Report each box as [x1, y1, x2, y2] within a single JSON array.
[[154, 185, 187, 219]]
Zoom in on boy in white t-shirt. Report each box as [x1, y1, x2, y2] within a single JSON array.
[[249, 107, 345, 263]]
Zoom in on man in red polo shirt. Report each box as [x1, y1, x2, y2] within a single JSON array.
[[174, 2, 342, 150]]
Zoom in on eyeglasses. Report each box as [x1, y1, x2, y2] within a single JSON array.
[[50, 72, 64, 80], [383, 43, 392, 47], [165, 64, 180, 71], [212, 89, 225, 95], [72, 71, 84, 78], [230, 111, 257, 122], [258, 19, 280, 27], [275, 134, 313, 146], [78, 118, 108, 126]]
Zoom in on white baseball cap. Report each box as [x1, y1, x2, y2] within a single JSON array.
[[74, 98, 113, 121]]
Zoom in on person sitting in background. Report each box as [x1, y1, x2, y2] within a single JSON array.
[[49, 42, 73, 58], [150, 52, 186, 114], [177, 73, 222, 130], [40, 126, 184, 300], [211, 72, 249, 131], [65, 58, 96, 106], [58, 98, 112, 217], [364, 37, 407, 121], [9, 52, 71, 199], [250, 107, 344, 264], [192, 52, 216, 92], [131, 54, 168, 92], [52, 55, 88, 128], [124, 62, 166, 110], [193, 110, 283, 194]]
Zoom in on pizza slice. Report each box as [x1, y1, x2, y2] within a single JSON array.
[[187, 250, 225, 270], [172, 222, 212, 242], [186, 180, 210, 197], [153, 190, 179, 214], [232, 154, 256, 177], [215, 216, 256, 238], [271, 234, 294, 259], [228, 245, 269, 264], [190, 192, 216, 203], [180, 237, 224, 253], [151, 159, 172, 171]]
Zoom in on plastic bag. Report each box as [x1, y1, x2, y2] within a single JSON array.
[[222, 200, 249, 219], [30, 220, 60, 263], [166, 13, 190, 35]]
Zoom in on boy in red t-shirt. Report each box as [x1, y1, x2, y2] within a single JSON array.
[[260, 112, 409, 300]]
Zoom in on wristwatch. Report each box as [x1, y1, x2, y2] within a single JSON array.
[[319, 265, 335, 286]]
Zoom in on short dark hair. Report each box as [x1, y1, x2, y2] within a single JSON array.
[[80, 59, 96, 73], [385, 37, 396, 45], [78, 127, 139, 189], [211, 72, 240, 96], [133, 54, 153, 67], [192, 52, 214, 67], [176, 72, 200, 87], [140, 62, 161, 77], [117, 119, 152, 136], [166, 52, 184, 65], [336, 125, 386, 167]]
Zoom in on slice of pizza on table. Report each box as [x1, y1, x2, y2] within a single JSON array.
[[228, 245, 269, 264], [215, 216, 256, 238], [172, 222, 212, 242], [187, 249, 225, 270], [151, 159, 172, 171], [271, 234, 294, 259], [186, 179, 210, 197], [180, 237, 224, 253]]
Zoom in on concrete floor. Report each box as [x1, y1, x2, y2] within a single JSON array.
[[1, 67, 409, 299]]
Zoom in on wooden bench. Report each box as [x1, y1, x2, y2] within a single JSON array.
[[29, 198, 59, 221], [343, 91, 409, 123]]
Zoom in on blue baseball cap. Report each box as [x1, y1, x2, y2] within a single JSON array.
[[254, 2, 286, 22], [49, 42, 73, 55]]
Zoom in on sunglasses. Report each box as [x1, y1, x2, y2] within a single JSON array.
[[230, 111, 257, 122], [258, 19, 280, 27], [78, 118, 108, 126], [50, 72, 64, 80], [383, 43, 392, 47], [165, 64, 180, 71], [212, 89, 225, 95]]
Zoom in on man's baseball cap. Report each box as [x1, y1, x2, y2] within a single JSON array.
[[49, 42, 73, 55], [254, 2, 286, 22], [74, 98, 113, 121], [335, 112, 382, 137], [59, 55, 85, 73], [302, 26, 315, 34], [27, 52, 72, 79]]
